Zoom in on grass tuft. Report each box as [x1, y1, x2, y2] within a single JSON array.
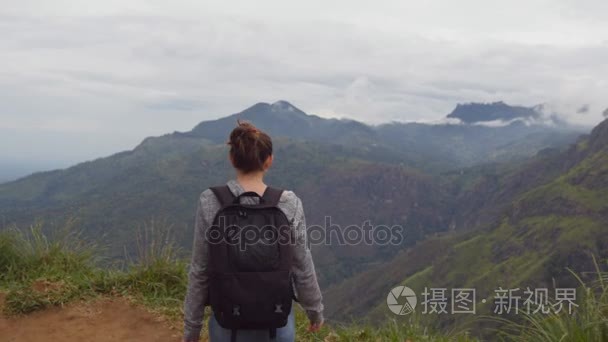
[[491, 256, 608, 342], [1, 223, 606, 341]]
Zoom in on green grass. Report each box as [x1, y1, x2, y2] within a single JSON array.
[[0, 222, 187, 318], [1, 224, 606, 341], [0, 221, 99, 314], [294, 310, 477, 342], [494, 258, 608, 342]]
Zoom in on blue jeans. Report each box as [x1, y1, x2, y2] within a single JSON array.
[[209, 309, 295, 342]]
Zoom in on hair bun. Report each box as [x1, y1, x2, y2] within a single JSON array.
[[227, 120, 273, 173], [228, 120, 260, 145]]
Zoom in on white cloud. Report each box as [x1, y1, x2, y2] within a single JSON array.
[[0, 0, 607, 165]]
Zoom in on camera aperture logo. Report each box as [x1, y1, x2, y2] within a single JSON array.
[[387, 286, 417, 315]]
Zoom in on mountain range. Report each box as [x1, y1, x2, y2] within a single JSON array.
[[0, 100, 603, 332]]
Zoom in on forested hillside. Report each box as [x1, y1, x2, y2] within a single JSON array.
[[0, 101, 590, 292], [324, 118, 608, 334]]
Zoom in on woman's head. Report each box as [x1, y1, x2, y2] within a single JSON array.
[[228, 120, 273, 173]]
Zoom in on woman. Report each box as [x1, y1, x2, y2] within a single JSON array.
[[183, 120, 324, 342]]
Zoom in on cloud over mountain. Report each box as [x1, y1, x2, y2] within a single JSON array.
[[1, 0, 607, 165]]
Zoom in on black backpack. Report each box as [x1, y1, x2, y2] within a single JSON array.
[[207, 185, 294, 341]]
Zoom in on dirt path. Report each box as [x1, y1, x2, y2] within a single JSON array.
[[0, 294, 184, 342]]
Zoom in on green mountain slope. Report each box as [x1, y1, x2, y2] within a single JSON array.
[[324, 119, 608, 329], [0, 101, 587, 289], [0, 137, 451, 286]]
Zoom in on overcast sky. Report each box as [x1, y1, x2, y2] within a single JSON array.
[[1, 0, 607, 169]]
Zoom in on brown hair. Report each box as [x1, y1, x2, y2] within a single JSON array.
[[228, 120, 273, 173]]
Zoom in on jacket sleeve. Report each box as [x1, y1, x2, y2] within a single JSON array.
[[183, 196, 210, 341], [291, 196, 325, 324]]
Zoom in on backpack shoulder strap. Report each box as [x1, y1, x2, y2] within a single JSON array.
[[262, 186, 284, 207], [209, 185, 235, 208]]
